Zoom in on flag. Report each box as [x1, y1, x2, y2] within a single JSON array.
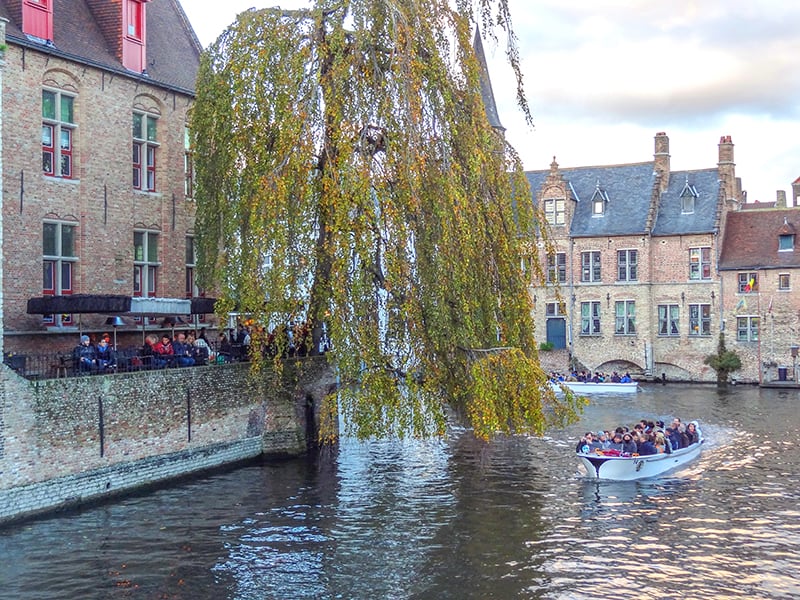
[[744, 277, 755, 293], [735, 297, 747, 311]]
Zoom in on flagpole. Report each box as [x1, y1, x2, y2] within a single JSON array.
[[757, 290, 762, 385]]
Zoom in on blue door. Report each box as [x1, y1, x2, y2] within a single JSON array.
[[546, 318, 567, 349]]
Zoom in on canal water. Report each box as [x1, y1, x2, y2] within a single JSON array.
[[1, 384, 799, 599]]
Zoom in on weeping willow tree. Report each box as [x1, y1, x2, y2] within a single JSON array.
[[192, 0, 584, 441]]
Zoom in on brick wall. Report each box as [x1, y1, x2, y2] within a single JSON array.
[[2, 42, 210, 350], [0, 357, 337, 524]]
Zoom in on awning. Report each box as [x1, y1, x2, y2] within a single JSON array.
[[128, 297, 191, 316], [27, 294, 132, 314]]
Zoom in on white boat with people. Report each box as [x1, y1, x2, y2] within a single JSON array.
[[576, 421, 704, 481], [550, 380, 639, 394]]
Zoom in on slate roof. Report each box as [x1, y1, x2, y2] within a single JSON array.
[[719, 209, 800, 270], [0, 0, 201, 94], [525, 163, 722, 237]]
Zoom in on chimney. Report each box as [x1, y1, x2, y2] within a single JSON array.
[[717, 135, 737, 202], [654, 132, 670, 193], [776, 190, 787, 209]]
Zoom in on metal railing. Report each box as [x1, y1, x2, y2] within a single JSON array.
[[3, 343, 251, 381]]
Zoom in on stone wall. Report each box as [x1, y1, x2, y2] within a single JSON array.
[[0, 357, 337, 525]]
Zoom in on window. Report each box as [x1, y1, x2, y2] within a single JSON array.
[[544, 198, 565, 225], [617, 249, 638, 281], [689, 247, 711, 280], [680, 180, 698, 214], [546, 302, 566, 316], [546, 252, 566, 284], [738, 272, 758, 293], [580, 301, 601, 335], [133, 112, 158, 191], [42, 89, 76, 178], [43, 221, 77, 325], [779, 234, 794, 252], [22, 0, 53, 41], [658, 304, 680, 336], [737, 316, 759, 342], [126, 0, 144, 40], [591, 186, 608, 216], [184, 126, 194, 199], [614, 300, 635, 335], [779, 273, 790, 290], [133, 230, 159, 297], [581, 251, 601, 282], [689, 303, 711, 336]]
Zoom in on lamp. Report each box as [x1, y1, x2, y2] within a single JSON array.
[[105, 316, 125, 350]]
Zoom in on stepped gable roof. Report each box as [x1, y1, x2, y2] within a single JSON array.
[[0, 0, 201, 94], [719, 209, 800, 270], [525, 162, 656, 237], [473, 27, 504, 132], [651, 169, 722, 236]]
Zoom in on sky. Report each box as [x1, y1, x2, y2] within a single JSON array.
[[181, 0, 800, 204]]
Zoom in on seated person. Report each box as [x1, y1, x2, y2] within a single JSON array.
[[637, 432, 658, 456], [575, 432, 603, 454], [189, 332, 210, 365], [73, 335, 97, 373], [171, 332, 195, 367], [95, 338, 116, 371], [153, 334, 175, 367], [608, 433, 624, 452], [621, 433, 637, 454], [665, 426, 682, 450], [684, 422, 700, 445]]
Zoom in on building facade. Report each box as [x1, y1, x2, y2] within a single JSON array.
[[0, 0, 207, 356], [526, 132, 753, 382]]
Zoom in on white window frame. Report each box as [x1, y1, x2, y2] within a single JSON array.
[[133, 110, 159, 192], [544, 198, 565, 225], [42, 88, 76, 178], [133, 229, 159, 297], [42, 219, 78, 326], [689, 303, 712, 336]]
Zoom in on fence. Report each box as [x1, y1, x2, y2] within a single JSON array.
[[3, 343, 251, 381]]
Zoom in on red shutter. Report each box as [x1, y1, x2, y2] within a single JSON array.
[[23, 0, 53, 41]]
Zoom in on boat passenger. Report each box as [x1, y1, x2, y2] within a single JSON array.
[[608, 433, 624, 452], [619, 372, 632, 383], [637, 432, 658, 456], [685, 422, 700, 445], [576, 432, 602, 454], [666, 426, 682, 450], [621, 433, 637, 455]]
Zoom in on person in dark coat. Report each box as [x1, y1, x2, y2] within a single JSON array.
[[637, 432, 658, 456], [666, 427, 682, 451], [621, 433, 637, 455], [684, 422, 700, 445], [73, 334, 97, 373]]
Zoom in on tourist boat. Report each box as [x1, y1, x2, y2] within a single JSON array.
[[550, 380, 640, 394], [576, 424, 704, 481]]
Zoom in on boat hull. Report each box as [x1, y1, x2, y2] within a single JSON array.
[[577, 440, 703, 481], [551, 381, 639, 394]]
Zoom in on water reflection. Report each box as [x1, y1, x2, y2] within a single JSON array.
[[2, 385, 800, 599]]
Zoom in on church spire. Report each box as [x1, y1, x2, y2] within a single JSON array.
[[473, 26, 505, 134]]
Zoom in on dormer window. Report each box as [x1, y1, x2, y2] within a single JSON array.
[[680, 178, 699, 214], [779, 234, 795, 252], [22, 0, 54, 42], [591, 182, 608, 216], [543, 198, 565, 225], [122, 0, 150, 73]]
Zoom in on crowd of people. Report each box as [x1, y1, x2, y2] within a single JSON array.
[[575, 418, 700, 457], [550, 370, 633, 383], [71, 320, 326, 374]]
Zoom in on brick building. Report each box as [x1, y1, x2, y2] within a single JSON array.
[[719, 198, 800, 383], [0, 0, 209, 356], [525, 132, 749, 382]]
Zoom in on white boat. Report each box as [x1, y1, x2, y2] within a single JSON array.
[[550, 380, 639, 394], [576, 424, 704, 481]]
